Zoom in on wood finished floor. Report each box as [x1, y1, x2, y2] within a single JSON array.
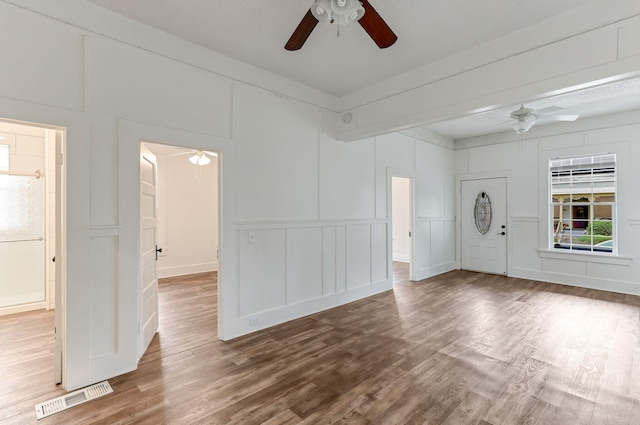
[[2, 265, 640, 424]]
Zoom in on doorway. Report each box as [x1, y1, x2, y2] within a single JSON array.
[[0, 119, 66, 385], [139, 142, 219, 359], [460, 178, 507, 275], [391, 176, 414, 281]]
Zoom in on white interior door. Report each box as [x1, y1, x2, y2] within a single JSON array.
[[139, 144, 159, 358], [461, 178, 507, 275]]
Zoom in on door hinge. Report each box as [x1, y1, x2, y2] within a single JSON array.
[[409, 231, 412, 238]]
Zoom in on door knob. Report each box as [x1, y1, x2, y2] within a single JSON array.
[[497, 232, 506, 235], [155, 245, 163, 261]]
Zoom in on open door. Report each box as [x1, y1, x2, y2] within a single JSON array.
[[139, 144, 159, 358], [391, 176, 415, 280], [54, 130, 65, 385]]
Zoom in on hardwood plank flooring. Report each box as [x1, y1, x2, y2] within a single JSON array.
[[2, 266, 640, 424]]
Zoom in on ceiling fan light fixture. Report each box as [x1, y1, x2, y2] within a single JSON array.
[[310, 0, 365, 26], [331, 0, 355, 15], [189, 151, 211, 166], [511, 119, 536, 134], [311, 0, 333, 23], [345, 4, 365, 24]]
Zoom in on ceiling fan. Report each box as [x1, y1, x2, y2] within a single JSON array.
[[508, 104, 579, 134], [285, 0, 397, 51], [170, 150, 216, 166]]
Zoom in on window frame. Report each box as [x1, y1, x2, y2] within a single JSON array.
[[549, 153, 617, 255]]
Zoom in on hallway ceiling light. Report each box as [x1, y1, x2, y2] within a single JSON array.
[[189, 151, 211, 166]]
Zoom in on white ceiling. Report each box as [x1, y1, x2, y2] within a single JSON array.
[[423, 77, 640, 140], [86, 0, 597, 97], [83, 0, 640, 140]]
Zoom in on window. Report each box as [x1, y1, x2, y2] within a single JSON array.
[[550, 153, 616, 254], [0, 144, 8, 171]]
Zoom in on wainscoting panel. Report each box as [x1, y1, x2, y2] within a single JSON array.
[[415, 217, 456, 280], [335, 225, 347, 293], [541, 256, 588, 277], [89, 235, 118, 360], [322, 226, 337, 296], [346, 224, 372, 290], [286, 227, 323, 306], [371, 223, 388, 283], [414, 219, 431, 275], [234, 220, 398, 331], [510, 217, 541, 272], [89, 116, 118, 227], [238, 229, 286, 317]]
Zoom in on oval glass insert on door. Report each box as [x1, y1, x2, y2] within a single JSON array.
[[474, 191, 492, 235]]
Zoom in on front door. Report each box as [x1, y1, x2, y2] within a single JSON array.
[[461, 178, 507, 275], [139, 144, 159, 358]]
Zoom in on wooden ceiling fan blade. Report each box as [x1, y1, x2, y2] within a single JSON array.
[[285, 10, 319, 51], [358, 0, 397, 48]]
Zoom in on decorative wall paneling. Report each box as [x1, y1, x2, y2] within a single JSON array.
[[236, 220, 391, 329], [85, 37, 233, 138], [0, 2, 84, 111], [414, 217, 456, 280]]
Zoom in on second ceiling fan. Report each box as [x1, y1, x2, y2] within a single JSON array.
[[285, 0, 397, 51]]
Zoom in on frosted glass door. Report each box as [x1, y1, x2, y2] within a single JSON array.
[[0, 174, 45, 308]]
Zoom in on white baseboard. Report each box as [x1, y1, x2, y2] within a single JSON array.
[[157, 262, 218, 279], [0, 301, 47, 316], [510, 267, 640, 296], [222, 279, 394, 340], [415, 261, 456, 281], [393, 254, 410, 263]]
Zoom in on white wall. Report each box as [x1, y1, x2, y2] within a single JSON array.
[[0, 0, 638, 392], [0, 1, 455, 390], [233, 90, 456, 333], [455, 112, 640, 295], [151, 148, 218, 278]]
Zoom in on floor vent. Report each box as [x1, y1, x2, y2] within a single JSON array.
[[35, 381, 113, 420]]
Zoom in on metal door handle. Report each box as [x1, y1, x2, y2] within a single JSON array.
[[155, 245, 163, 261], [497, 232, 506, 235]]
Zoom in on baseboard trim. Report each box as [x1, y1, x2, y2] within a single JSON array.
[[510, 267, 640, 296], [157, 262, 218, 279], [223, 279, 394, 340], [0, 301, 47, 316], [415, 262, 456, 281], [393, 254, 410, 263]]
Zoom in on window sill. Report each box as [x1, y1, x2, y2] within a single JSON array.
[[538, 249, 632, 266]]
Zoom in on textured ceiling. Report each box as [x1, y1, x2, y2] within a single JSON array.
[[85, 0, 595, 97]]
